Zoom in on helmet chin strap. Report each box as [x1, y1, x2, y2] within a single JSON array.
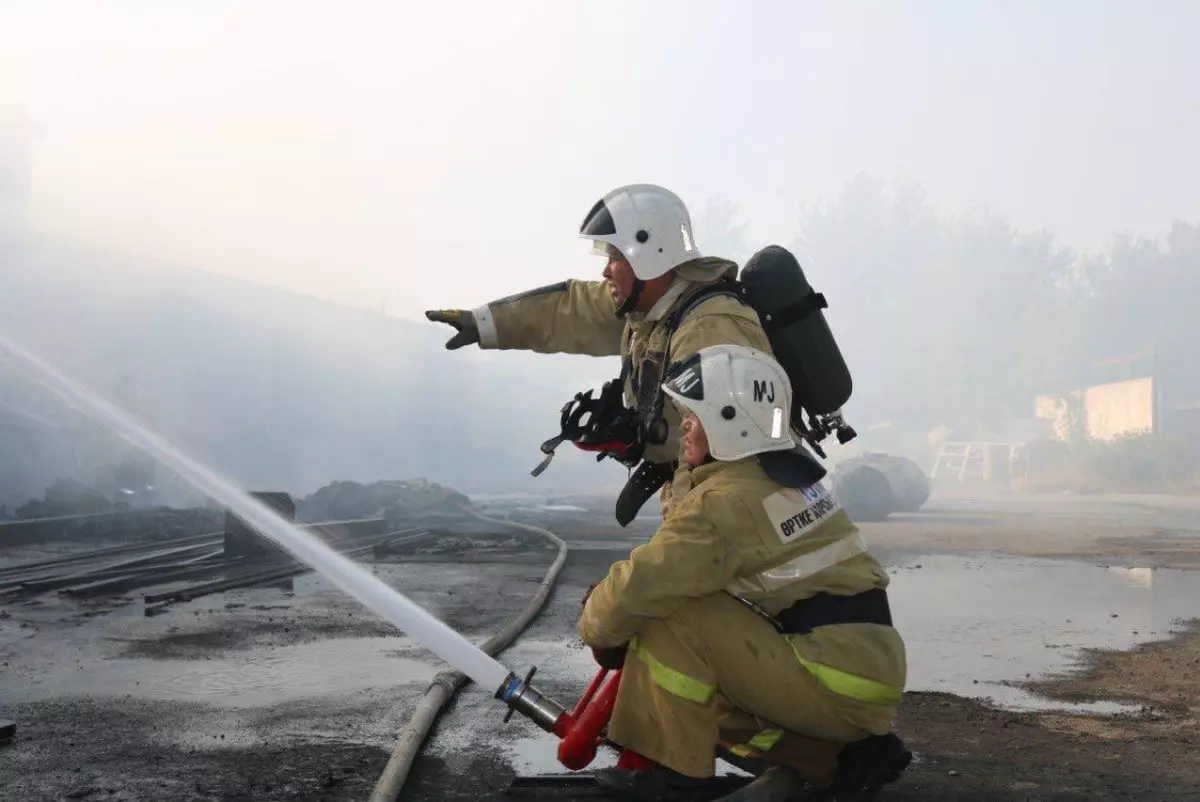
[[615, 278, 645, 317]]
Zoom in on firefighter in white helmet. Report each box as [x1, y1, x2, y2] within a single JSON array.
[[425, 184, 772, 523], [577, 344, 911, 801]]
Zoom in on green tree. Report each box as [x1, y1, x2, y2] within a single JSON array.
[[791, 173, 1081, 439]]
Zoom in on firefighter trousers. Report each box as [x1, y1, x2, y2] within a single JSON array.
[[606, 592, 888, 783]]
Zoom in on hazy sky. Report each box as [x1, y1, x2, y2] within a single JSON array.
[[3, 1, 1198, 319]]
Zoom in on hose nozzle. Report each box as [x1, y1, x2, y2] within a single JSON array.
[[495, 667, 567, 734]]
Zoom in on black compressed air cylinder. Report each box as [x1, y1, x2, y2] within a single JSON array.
[[739, 245, 853, 418]]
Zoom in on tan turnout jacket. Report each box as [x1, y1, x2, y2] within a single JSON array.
[[472, 258, 771, 514], [579, 456, 907, 736]]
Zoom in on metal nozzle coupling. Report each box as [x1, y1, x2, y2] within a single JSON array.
[[495, 667, 567, 734]]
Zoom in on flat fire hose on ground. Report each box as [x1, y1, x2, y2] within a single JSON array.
[[368, 506, 568, 802]]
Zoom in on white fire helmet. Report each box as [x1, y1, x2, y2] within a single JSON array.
[[661, 344, 797, 461], [578, 183, 702, 280]]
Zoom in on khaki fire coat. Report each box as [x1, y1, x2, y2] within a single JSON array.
[[577, 456, 907, 777], [472, 258, 771, 515]]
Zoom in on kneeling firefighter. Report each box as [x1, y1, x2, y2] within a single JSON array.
[[577, 344, 910, 801], [425, 183, 774, 524]]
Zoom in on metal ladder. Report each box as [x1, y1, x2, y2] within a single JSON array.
[[930, 441, 985, 480]]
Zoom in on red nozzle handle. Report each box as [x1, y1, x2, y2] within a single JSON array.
[[557, 668, 622, 771]]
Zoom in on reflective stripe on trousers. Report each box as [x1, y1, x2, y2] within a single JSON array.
[[629, 635, 901, 708], [629, 636, 716, 704], [726, 728, 783, 757], [787, 638, 902, 705]]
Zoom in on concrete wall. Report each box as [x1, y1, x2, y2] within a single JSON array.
[[1035, 377, 1157, 441], [1084, 377, 1156, 440]]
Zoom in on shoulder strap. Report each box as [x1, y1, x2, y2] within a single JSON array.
[[618, 327, 634, 385], [665, 279, 749, 335], [632, 280, 753, 452]]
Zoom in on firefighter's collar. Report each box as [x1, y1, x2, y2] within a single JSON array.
[[688, 455, 753, 487], [629, 276, 692, 323]]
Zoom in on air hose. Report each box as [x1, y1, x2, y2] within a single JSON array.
[[368, 506, 569, 802]]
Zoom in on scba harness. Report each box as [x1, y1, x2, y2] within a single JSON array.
[[530, 247, 859, 526], [529, 282, 740, 525]]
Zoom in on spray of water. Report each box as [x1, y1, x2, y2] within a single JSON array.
[[0, 330, 513, 692]]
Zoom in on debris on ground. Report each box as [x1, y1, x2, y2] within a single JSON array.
[[295, 478, 471, 524], [3, 491, 1200, 800]]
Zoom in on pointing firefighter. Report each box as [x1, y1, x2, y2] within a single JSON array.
[[577, 344, 911, 801], [426, 183, 773, 524]]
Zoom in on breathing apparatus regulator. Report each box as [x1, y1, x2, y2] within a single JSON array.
[[530, 184, 858, 520], [530, 378, 644, 478]]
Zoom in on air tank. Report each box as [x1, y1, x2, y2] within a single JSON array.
[[739, 245, 853, 423]]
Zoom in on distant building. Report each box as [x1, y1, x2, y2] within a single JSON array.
[[1034, 350, 1200, 451]]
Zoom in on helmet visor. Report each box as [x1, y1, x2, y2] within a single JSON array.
[[579, 198, 617, 237]]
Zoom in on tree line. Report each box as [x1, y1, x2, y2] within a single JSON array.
[[698, 175, 1199, 447]]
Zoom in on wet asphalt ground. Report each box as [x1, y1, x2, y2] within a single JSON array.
[[2, 493, 1199, 800]]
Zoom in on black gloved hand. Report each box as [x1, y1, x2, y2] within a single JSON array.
[[424, 309, 480, 350], [591, 645, 627, 671]]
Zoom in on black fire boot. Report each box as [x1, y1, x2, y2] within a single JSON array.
[[593, 764, 716, 799], [828, 732, 912, 801], [711, 765, 812, 802]]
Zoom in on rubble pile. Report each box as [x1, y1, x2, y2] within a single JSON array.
[[295, 478, 472, 524], [13, 478, 114, 519]]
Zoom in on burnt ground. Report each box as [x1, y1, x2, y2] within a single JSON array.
[[1, 493, 1199, 801]]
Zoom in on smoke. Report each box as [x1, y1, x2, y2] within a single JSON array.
[[2, 4, 1198, 506]]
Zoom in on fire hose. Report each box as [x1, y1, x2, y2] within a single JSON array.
[[0, 327, 630, 797], [368, 506, 568, 802]]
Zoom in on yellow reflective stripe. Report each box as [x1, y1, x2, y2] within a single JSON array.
[[727, 728, 783, 758], [748, 728, 783, 751], [630, 637, 716, 705], [787, 640, 902, 705]]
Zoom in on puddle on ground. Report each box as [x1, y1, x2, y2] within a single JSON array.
[[434, 553, 1200, 776], [887, 554, 1199, 711], [3, 636, 434, 707], [5, 547, 1198, 775]]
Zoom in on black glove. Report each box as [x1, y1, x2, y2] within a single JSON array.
[[581, 582, 597, 609], [424, 309, 480, 350], [591, 645, 627, 671]]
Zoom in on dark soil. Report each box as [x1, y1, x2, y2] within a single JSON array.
[[389, 691, 1200, 802], [889, 692, 1199, 800], [6, 689, 1194, 802], [0, 697, 389, 802]]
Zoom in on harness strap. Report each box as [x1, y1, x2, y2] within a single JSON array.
[[615, 460, 677, 527], [774, 587, 893, 635], [645, 280, 749, 433]]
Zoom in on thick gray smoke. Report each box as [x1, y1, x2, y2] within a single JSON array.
[[2, 5, 1198, 510]]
